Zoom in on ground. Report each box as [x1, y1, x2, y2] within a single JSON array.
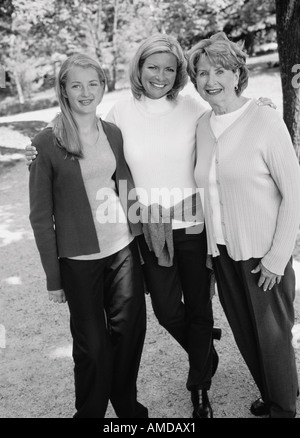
[[0, 156, 299, 419]]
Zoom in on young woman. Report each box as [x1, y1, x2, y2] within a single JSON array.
[[29, 53, 148, 418]]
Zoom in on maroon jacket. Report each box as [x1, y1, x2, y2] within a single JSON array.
[[29, 120, 141, 291]]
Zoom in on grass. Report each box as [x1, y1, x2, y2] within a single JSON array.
[[0, 120, 47, 139]]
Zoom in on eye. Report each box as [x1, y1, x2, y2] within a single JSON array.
[[198, 71, 207, 77], [166, 67, 175, 73], [72, 84, 81, 89], [216, 69, 224, 75]]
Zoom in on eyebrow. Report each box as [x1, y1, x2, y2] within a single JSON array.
[[145, 61, 175, 68], [70, 79, 100, 84], [197, 66, 224, 71]]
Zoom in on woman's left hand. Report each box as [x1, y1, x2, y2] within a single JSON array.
[[251, 262, 282, 291], [256, 97, 277, 109]]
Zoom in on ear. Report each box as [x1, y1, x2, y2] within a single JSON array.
[[234, 68, 240, 88]]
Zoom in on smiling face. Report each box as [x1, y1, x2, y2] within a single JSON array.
[[63, 66, 105, 116], [195, 54, 240, 114], [140, 52, 177, 100]]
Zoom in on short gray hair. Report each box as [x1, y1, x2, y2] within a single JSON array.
[[186, 32, 249, 96]]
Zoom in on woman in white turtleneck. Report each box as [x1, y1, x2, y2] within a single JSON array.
[[106, 33, 219, 419]]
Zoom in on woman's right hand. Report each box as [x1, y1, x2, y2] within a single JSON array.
[[25, 144, 38, 165]]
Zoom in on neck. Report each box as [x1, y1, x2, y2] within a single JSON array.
[[212, 96, 248, 115], [73, 113, 98, 135], [143, 93, 169, 101]]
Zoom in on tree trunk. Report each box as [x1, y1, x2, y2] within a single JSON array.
[[109, 0, 119, 92], [13, 70, 25, 105], [275, 0, 300, 159], [0, 65, 5, 88]]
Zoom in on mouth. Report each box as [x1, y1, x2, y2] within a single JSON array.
[[149, 82, 167, 89], [79, 99, 94, 105], [205, 88, 222, 96]]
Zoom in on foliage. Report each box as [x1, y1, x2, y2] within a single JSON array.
[[0, 0, 281, 103]]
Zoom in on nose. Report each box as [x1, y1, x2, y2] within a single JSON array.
[[155, 69, 166, 82], [81, 85, 90, 97], [206, 72, 216, 86]]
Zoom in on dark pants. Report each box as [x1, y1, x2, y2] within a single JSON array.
[[213, 245, 298, 418], [59, 240, 148, 418], [138, 227, 214, 390]]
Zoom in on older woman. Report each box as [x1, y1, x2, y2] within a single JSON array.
[[187, 32, 300, 418]]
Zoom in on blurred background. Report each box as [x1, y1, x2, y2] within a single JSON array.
[[0, 1, 290, 110]]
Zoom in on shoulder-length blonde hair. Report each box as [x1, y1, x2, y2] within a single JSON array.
[[129, 33, 188, 101], [186, 32, 249, 96], [53, 53, 106, 158]]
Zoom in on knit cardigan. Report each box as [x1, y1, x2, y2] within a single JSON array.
[[194, 100, 300, 275], [29, 120, 141, 291]]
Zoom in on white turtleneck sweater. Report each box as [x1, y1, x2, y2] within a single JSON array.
[[106, 94, 206, 229]]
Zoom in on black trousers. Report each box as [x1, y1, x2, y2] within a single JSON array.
[[213, 245, 298, 418], [59, 240, 147, 418], [138, 227, 214, 390]]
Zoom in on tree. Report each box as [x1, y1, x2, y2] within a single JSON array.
[[0, 0, 60, 102], [144, 0, 276, 54], [275, 0, 300, 159]]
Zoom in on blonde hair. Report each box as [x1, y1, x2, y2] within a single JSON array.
[[186, 32, 249, 96], [53, 53, 106, 158], [129, 33, 188, 100]]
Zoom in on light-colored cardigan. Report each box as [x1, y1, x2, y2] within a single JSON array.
[[194, 100, 300, 275]]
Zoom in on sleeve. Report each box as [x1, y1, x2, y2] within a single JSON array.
[[261, 113, 300, 275], [195, 98, 208, 118], [105, 103, 118, 124], [186, 93, 208, 118], [29, 132, 62, 291]]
